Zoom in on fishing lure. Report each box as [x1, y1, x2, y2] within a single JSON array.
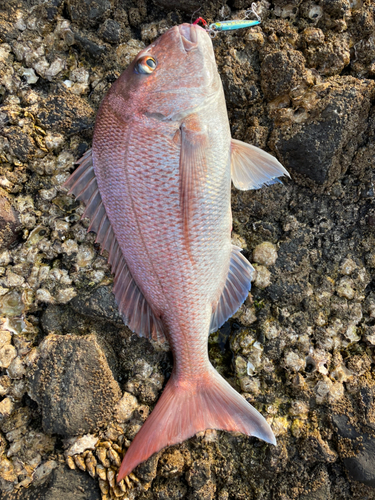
[[193, 3, 261, 37], [208, 19, 260, 32]]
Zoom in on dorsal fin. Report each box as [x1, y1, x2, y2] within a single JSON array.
[[231, 139, 290, 190], [210, 245, 254, 333], [63, 150, 166, 343]]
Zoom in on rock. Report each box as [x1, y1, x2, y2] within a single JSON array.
[[333, 413, 375, 487], [153, 0, 200, 12], [299, 465, 331, 500], [253, 264, 272, 288], [28, 334, 122, 436], [0, 344, 17, 368], [4, 127, 35, 162], [66, 0, 112, 27], [0, 291, 24, 316], [0, 330, 11, 349], [33, 460, 58, 484], [0, 193, 21, 250], [98, 19, 121, 44], [65, 434, 99, 457], [115, 392, 138, 422], [0, 397, 15, 420], [70, 286, 123, 325], [186, 459, 215, 499], [261, 50, 307, 102], [36, 91, 95, 135], [271, 78, 375, 186], [72, 32, 107, 59], [303, 34, 350, 76], [3, 462, 101, 500], [0, 406, 31, 433]]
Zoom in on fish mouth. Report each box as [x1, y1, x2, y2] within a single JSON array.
[[179, 23, 200, 52]]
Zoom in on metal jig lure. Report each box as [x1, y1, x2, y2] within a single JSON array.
[[193, 3, 261, 38]]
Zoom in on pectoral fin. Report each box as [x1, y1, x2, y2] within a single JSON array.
[[231, 139, 290, 190]]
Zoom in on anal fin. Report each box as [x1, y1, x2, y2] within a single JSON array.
[[63, 150, 166, 343], [210, 245, 254, 333]]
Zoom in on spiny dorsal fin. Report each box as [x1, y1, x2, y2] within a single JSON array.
[[63, 150, 166, 343], [210, 245, 254, 333], [231, 139, 290, 191]]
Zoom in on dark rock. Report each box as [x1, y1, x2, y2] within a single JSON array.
[[153, 477, 188, 499], [41, 304, 83, 335], [300, 465, 331, 500], [271, 78, 375, 186], [135, 453, 159, 483], [333, 414, 375, 487], [323, 0, 350, 18], [261, 50, 307, 102], [186, 459, 211, 490], [40, 302, 126, 383], [153, 0, 201, 12], [267, 276, 310, 306], [299, 434, 337, 464], [28, 334, 121, 436], [0, 190, 21, 250], [4, 462, 100, 500], [36, 91, 95, 135], [98, 18, 121, 44], [4, 127, 35, 162], [73, 32, 107, 59], [0, 19, 20, 42], [70, 286, 123, 325], [67, 0, 112, 27]]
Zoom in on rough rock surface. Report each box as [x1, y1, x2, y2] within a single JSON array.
[[0, 190, 21, 249], [29, 334, 122, 436], [0, 0, 374, 499], [4, 462, 101, 500]]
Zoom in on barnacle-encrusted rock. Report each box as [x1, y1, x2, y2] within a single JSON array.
[[261, 49, 307, 102], [271, 78, 375, 186], [333, 413, 375, 487], [0, 192, 21, 250], [3, 462, 101, 500], [70, 286, 123, 325], [28, 334, 122, 436], [0, 0, 375, 498], [36, 91, 95, 136]]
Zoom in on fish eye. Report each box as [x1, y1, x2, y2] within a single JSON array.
[[135, 56, 157, 75]]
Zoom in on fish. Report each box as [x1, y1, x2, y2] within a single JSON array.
[[63, 23, 289, 481]]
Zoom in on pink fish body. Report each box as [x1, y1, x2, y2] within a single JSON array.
[[64, 24, 289, 480]]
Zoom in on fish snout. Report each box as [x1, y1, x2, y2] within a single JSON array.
[[178, 23, 200, 52]]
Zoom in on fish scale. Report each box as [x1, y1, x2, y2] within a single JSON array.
[[64, 22, 289, 480]]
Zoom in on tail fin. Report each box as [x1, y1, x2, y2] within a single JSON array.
[[117, 367, 275, 481]]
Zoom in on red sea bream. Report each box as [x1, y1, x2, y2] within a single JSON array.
[[64, 23, 289, 481]]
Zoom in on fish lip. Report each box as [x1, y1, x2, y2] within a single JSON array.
[[178, 23, 199, 53]]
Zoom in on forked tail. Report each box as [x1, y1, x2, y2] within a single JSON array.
[[117, 366, 275, 481]]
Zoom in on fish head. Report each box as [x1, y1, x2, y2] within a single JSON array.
[[113, 23, 221, 118]]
